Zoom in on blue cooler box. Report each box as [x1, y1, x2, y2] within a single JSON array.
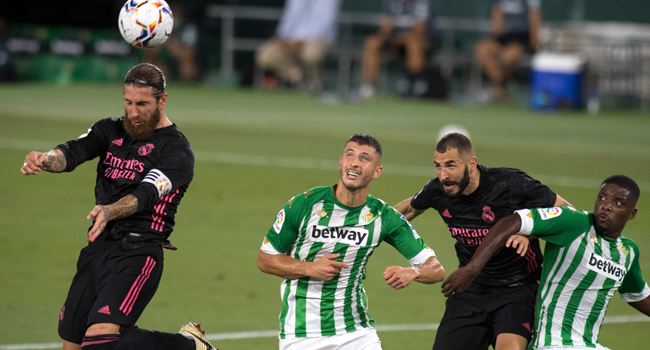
[[530, 52, 586, 111]]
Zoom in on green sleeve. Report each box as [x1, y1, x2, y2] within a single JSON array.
[[619, 242, 650, 302], [517, 206, 592, 247], [383, 207, 432, 262], [264, 194, 305, 254]]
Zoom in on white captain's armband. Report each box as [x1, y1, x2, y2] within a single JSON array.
[[409, 247, 436, 267], [260, 236, 283, 255], [620, 283, 650, 303], [515, 209, 534, 235], [142, 169, 172, 197]]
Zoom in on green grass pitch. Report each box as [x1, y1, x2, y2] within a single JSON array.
[[0, 84, 649, 349]]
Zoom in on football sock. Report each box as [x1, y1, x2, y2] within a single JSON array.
[[80, 327, 195, 350]]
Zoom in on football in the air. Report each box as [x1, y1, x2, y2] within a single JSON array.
[[118, 0, 173, 48]]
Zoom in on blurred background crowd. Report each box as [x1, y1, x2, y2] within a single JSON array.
[[1, 0, 650, 111]]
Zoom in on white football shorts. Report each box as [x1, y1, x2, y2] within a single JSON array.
[[279, 327, 382, 350]]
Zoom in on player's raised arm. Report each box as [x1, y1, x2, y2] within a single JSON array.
[[384, 255, 445, 290], [257, 251, 349, 281], [441, 213, 522, 297], [21, 149, 67, 175], [394, 196, 427, 221]]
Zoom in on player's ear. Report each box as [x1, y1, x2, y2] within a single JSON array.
[[628, 207, 637, 221], [468, 156, 478, 169], [159, 93, 168, 109], [373, 165, 383, 179]]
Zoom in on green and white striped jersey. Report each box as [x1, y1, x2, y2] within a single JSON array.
[[261, 186, 436, 339], [515, 207, 650, 349]]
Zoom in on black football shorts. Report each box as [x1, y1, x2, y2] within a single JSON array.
[[432, 283, 537, 350], [58, 241, 164, 344]]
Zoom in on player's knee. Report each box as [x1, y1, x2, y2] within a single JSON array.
[[80, 334, 120, 350]]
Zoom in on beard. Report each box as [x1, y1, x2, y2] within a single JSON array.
[[339, 167, 373, 193], [122, 107, 162, 141], [441, 165, 470, 198]]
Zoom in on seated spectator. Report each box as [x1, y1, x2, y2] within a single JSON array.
[[256, 0, 341, 92], [143, 4, 203, 82], [360, 0, 434, 99], [474, 0, 541, 101]]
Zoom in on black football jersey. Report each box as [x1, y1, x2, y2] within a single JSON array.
[[56, 117, 194, 248], [411, 165, 556, 286]]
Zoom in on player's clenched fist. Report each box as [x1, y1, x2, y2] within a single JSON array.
[[383, 266, 418, 290], [308, 253, 349, 281], [21, 151, 48, 175]]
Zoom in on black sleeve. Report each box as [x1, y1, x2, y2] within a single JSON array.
[[131, 141, 195, 212], [56, 119, 111, 172], [509, 171, 557, 209], [410, 179, 437, 210]]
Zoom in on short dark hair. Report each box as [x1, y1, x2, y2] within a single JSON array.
[[602, 175, 640, 206], [345, 133, 382, 158], [124, 63, 166, 100], [436, 132, 474, 156]]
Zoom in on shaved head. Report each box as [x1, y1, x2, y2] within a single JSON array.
[[436, 132, 475, 159]]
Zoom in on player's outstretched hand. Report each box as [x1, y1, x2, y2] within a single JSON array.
[[21, 151, 48, 175], [383, 266, 417, 290], [308, 254, 349, 281], [506, 234, 530, 256], [87, 205, 109, 242], [441, 265, 480, 297]]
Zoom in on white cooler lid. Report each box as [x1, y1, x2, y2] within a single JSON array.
[[532, 52, 586, 73]]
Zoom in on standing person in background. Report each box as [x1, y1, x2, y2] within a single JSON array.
[[20, 63, 215, 350], [474, 0, 542, 101], [359, 0, 434, 99], [256, 0, 342, 93]]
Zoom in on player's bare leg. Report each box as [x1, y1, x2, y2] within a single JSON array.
[[362, 34, 385, 83], [403, 31, 428, 74], [62, 340, 81, 350], [494, 333, 527, 350], [500, 42, 525, 81], [475, 39, 506, 100]]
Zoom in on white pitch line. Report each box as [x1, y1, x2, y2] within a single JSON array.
[[2, 137, 650, 192], [1, 315, 648, 349]]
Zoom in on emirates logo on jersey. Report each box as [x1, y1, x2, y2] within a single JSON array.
[[138, 143, 154, 156], [482, 206, 495, 223]]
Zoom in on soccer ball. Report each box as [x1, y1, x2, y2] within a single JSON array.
[[437, 124, 470, 141], [118, 0, 173, 48]]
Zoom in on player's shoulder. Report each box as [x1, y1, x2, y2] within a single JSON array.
[[285, 186, 330, 207], [366, 194, 406, 221], [93, 117, 123, 130], [484, 165, 530, 180], [528, 206, 591, 224]]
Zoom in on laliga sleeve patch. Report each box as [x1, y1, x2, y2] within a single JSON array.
[[142, 169, 172, 198], [400, 215, 421, 239], [537, 207, 562, 220], [273, 208, 285, 233], [78, 127, 92, 139]]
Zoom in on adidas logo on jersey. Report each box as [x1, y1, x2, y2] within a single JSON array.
[[587, 253, 627, 281], [311, 225, 368, 246], [98, 305, 111, 315]]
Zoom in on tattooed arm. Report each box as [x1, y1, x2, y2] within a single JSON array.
[[21, 149, 67, 175], [86, 195, 139, 242]]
